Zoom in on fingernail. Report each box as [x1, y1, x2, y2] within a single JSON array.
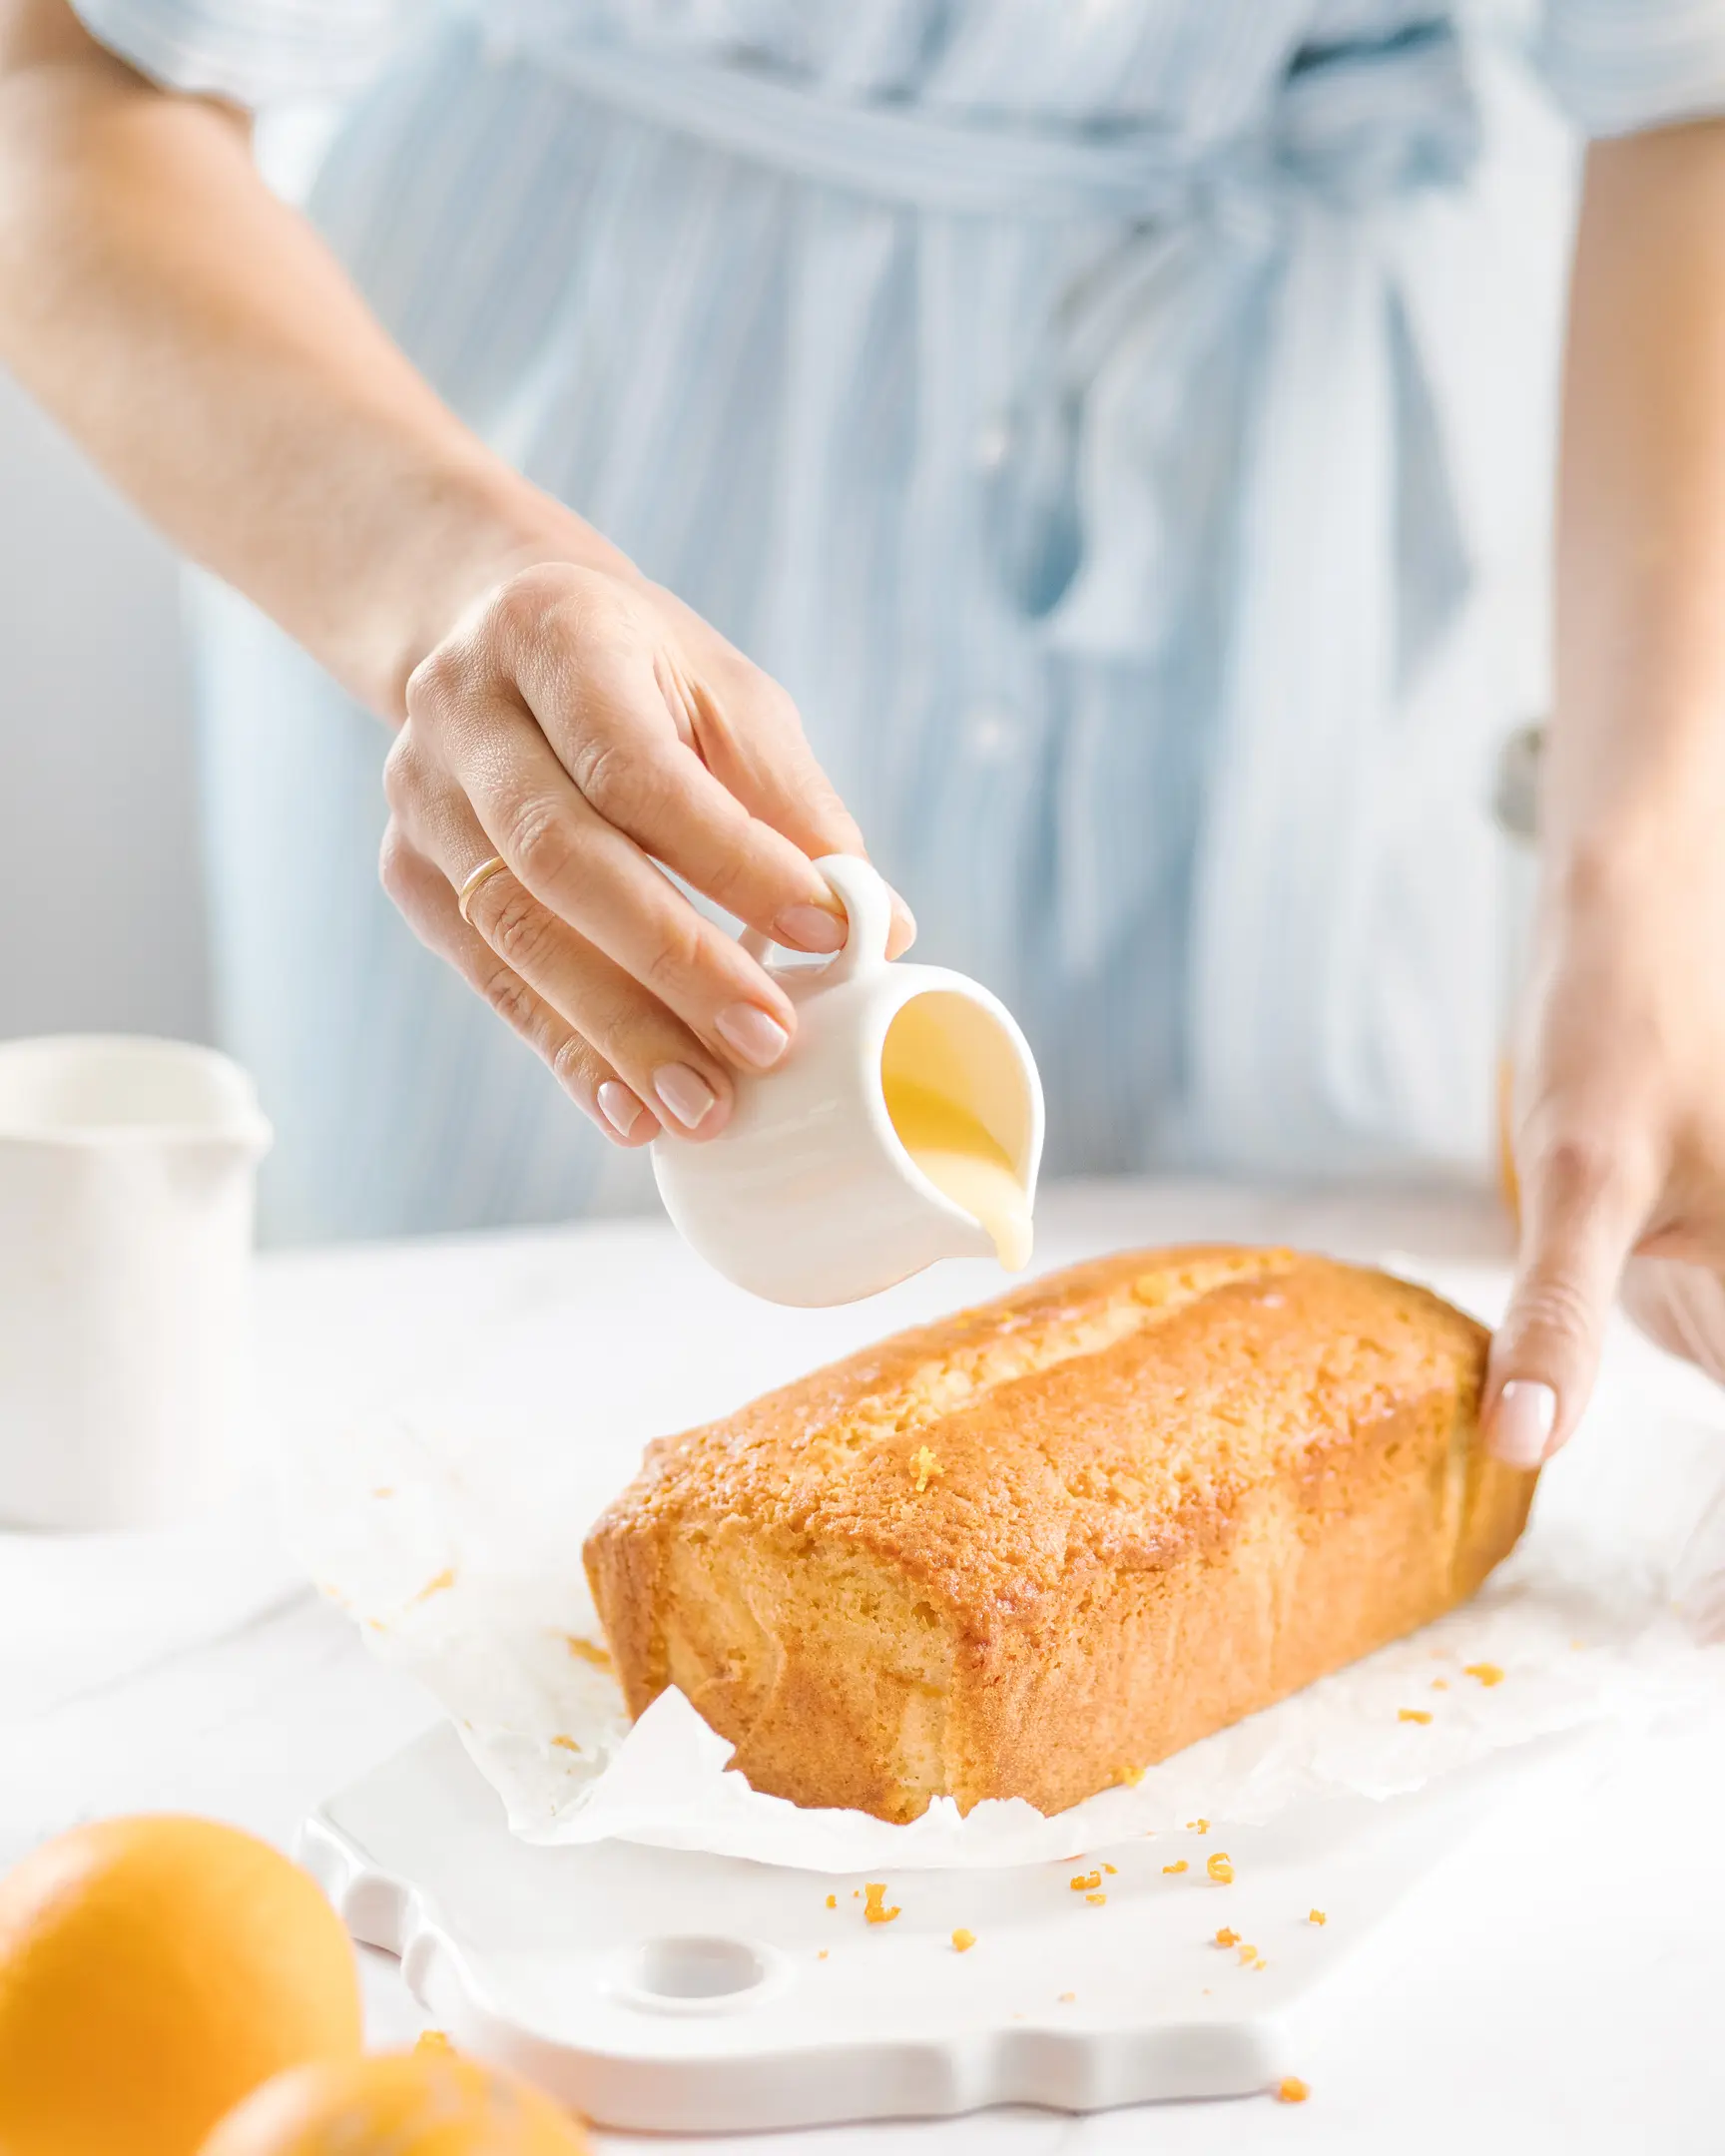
[[653, 1063, 718, 1130], [775, 902, 847, 954], [1489, 1379, 1557, 1469], [715, 1002, 790, 1069], [597, 1081, 644, 1138]]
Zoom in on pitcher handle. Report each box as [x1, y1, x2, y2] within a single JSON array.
[[741, 854, 895, 985]]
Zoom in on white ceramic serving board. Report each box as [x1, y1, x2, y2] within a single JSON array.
[[301, 1724, 1555, 2133]]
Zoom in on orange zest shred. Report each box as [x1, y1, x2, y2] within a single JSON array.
[[1309, 1908, 1327, 1926], [1084, 1893, 1106, 1906], [951, 1928, 976, 1952], [862, 1883, 900, 1925], [910, 1445, 942, 1494], [1101, 1862, 1117, 1876], [1070, 1871, 1101, 1892], [1214, 1927, 1239, 1948], [826, 1894, 837, 1909], [1464, 1662, 1505, 1687], [1115, 1764, 1146, 1787], [1399, 1708, 1434, 1725], [1236, 1942, 1259, 1964], [409, 1568, 456, 1605], [550, 1735, 580, 1754], [1206, 1853, 1234, 1885], [818, 1948, 829, 1960], [1276, 2076, 1310, 2104], [563, 1635, 614, 1670], [415, 2030, 453, 2055], [1432, 1678, 1449, 1691], [1162, 1861, 1189, 1875], [1057, 1991, 1076, 2003]]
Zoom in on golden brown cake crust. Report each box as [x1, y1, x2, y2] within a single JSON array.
[[584, 1248, 1535, 1822]]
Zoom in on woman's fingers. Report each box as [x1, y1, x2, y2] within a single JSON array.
[[379, 824, 660, 1146], [394, 681, 799, 1081], [476, 569, 846, 944], [1621, 1256, 1725, 1385], [673, 642, 920, 959], [383, 761, 750, 1137], [1483, 1121, 1660, 1467], [497, 568, 917, 958]]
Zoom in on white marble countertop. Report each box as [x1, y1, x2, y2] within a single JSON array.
[[5, 1178, 1725, 2153]]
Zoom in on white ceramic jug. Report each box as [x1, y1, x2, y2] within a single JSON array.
[[0, 1035, 273, 1529], [653, 856, 1044, 1307]]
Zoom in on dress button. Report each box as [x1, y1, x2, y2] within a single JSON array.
[[973, 418, 1012, 472], [964, 705, 1018, 762]]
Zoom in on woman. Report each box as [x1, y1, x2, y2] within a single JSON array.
[[1, 0, 1723, 1468]]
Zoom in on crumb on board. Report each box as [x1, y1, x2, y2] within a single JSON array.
[[1057, 1992, 1076, 2003], [1276, 2077, 1310, 2104], [1070, 1871, 1101, 1892], [863, 1883, 900, 1925], [1084, 1893, 1106, 1906], [951, 1928, 976, 1952], [1252, 1957, 1267, 1971], [818, 1949, 829, 1959], [369, 1487, 395, 1499], [1399, 1708, 1434, 1725], [1236, 1942, 1258, 1964], [409, 1568, 456, 1605], [826, 1894, 837, 1909], [1114, 1765, 1146, 1788], [910, 1445, 942, 1494], [415, 2030, 453, 2055], [1432, 1678, 1449, 1691], [563, 1635, 614, 1671], [1206, 1853, 1234, 1885], [1162, 1861, 1189, 1876], [1101, 1862, 1117, 1876], [1464, 1662, 1505, 1687], [550, 1735, 580, 1754], [1309, 1908, 1327, 1926], [1214, 1927, 1239, 1948]]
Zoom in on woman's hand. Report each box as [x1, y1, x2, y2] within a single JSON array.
[[1485, 122, 1725, 1466], [1486, 833, 1725, 1465], [380, 558, 911, 1147]]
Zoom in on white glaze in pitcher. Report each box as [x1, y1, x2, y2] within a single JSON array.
[[652, 857, 1044, 1307], [0, 1036, 273, 1528]]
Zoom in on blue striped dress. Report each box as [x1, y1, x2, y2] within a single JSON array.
[[74, 0, 1725, 1242]]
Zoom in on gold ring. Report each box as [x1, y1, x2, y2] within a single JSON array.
[[456, 854, 510, 926]]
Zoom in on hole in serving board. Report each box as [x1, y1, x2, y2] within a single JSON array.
[[632, 1935, 770, 2002]]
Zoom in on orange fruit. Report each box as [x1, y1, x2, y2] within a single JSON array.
[[0, 1815, 362, 2156], [198, 2049, 590, 2154]]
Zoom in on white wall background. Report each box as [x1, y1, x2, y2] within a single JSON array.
[[0, 368, 209, 1044]]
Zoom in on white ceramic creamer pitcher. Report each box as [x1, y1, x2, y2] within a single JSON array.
[[653, 856, 1044, 1307], [0, 1036, 273, 1529]]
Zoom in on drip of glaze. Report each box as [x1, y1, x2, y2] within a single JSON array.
[[884, 1077, 1031, 1272]]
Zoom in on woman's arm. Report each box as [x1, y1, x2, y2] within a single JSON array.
[[0, 0, 902, 1145], [1488, 118, 1725, 1460], [0, 2, 571, 716]]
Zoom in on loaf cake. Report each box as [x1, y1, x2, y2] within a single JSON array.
[[584, 1247, 1535, 1822]]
